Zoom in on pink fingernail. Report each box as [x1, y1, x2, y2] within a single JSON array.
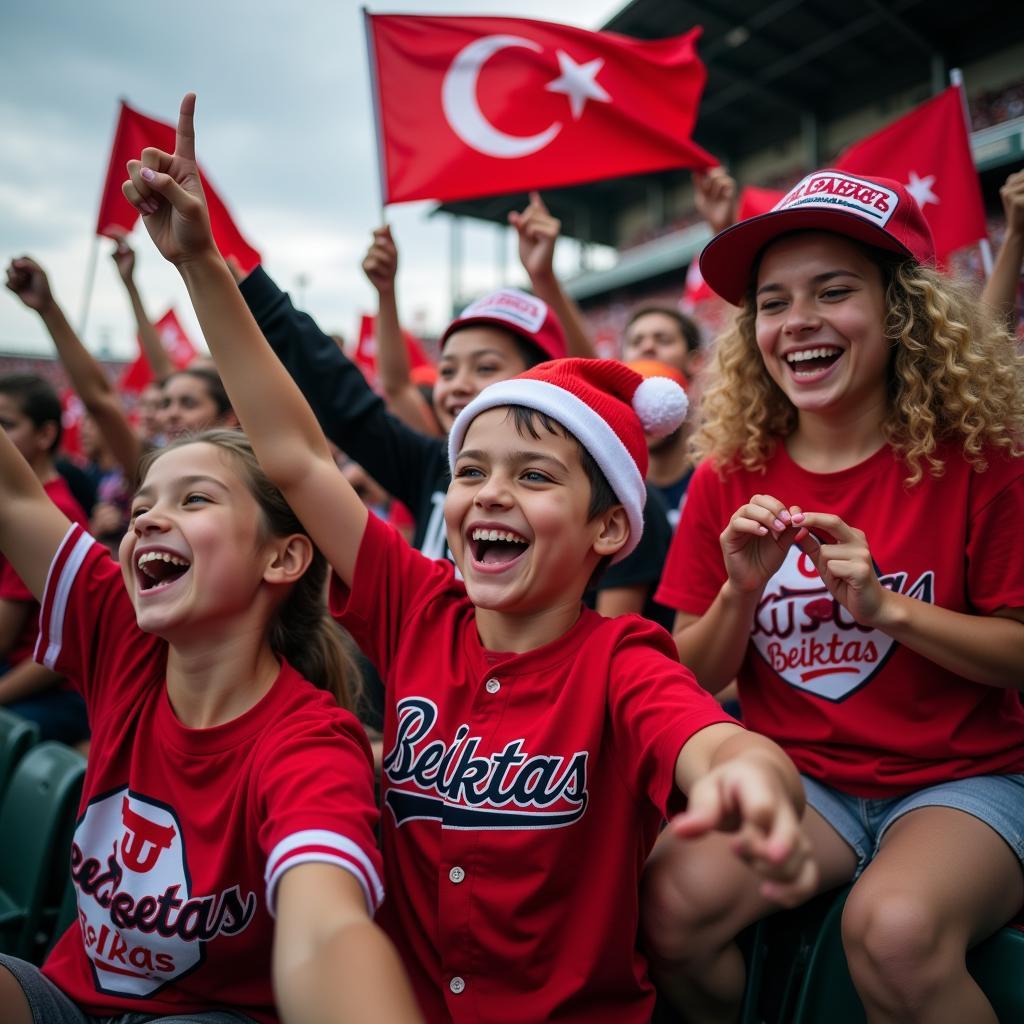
[[792, 513, 805, 524], [773, 519, 785, 531], [779, 510, 791, 523], [141, 167, 155, 182]]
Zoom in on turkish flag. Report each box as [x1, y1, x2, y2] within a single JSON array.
[[96, 101, 261, 273], [353, 314, 432, 391], [119, 309, 198, 394], [366, 14, 715, 204], [833, 86, 986, 263], [682, 185, 785, 310]]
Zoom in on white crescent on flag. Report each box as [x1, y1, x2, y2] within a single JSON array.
[[442, 35, 563, 159]]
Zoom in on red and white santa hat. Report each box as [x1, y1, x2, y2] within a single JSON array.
[[448, 358, 688, 562], [700, 169, 936, 306], [441, 288, 566, 362]]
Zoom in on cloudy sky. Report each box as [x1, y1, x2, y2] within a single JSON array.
[[1, 0, 623, 359]]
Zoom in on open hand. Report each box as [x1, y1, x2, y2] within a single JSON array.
[[5, 256, 54, 313], [362, 226, 398, 294], [720, 494, 805, 596], [509, 191, 559, 282], [121, 93, 215, 267], [795, 513, 891, 627], [670, 757, 817, 906]]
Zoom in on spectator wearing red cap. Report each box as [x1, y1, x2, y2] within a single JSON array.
[[643, 169, 1024, 1023]]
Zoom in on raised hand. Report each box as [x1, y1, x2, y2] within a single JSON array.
[[362, 226, 398, 295], [692, 166, 738, 235], [719, 495, 805, 596], [121, 93, 215, 267], [111, 239, 136, 283], [5, 256, 54, 313], [795, 513, 890, 628], [998, 167, 1024, 237], [508, 191, 559, 282], [669, 757, 817, 906]]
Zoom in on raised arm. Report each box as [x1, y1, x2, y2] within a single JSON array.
[[123, 94, 367, 585], [509, 192, 596, 359], [0, 424, 75, 603], [112, 238, 176, 381], [273, 864, 422, 1024], [5, 257, 143, 475], [237, 266, 445, 526], [980, 169, 1024, 328], [361, 225, 439, 435]]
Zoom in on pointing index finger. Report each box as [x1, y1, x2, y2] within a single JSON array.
[[176, 93, 197, 162]]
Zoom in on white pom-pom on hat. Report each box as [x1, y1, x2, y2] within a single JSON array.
[[632, 375, 688, 438]]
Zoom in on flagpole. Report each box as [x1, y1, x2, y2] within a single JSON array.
[[949, 68, 993, 278], [362, 6, 389, 222], [77, 235, 100, 338]]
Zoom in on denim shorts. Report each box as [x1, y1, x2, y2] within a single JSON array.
[[0, 954, 257, 1024], [802, 773, 1024, 878]]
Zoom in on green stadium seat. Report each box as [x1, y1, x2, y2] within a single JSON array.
[[0, 742, 85, 960], [0, 707, 39, 801]]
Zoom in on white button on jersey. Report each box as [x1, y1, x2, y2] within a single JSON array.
[[449, 865, 466, 884], [449, 976, 466, 994], [485, 677, 501, 694]]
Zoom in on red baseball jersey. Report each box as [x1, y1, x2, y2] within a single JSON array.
[[331, 512, 733, 1024], [656, 442, 1024, 798], [0, 476, 86, 665], [36, 524, 383, 1024]]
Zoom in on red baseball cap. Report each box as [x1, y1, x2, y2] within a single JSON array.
[[699, 170, 936, 306], [441, 288, 566, 363]]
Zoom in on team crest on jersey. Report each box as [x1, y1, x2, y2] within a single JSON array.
[[383, 697, 588, 829], [751, 547, 934, 701], [69, 788, 257, 998]]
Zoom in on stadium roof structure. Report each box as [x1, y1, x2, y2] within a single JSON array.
[[436, 0, 1024, 253]]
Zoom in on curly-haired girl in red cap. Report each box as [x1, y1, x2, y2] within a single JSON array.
[[645, 169, 1024, 1023]]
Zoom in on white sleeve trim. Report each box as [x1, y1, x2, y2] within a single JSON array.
[[35, 526, 94, 670], [265, 829, 384, 918]]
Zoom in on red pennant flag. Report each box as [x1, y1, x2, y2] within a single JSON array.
[[120, 309, 198, 394], [833, 86, 986, 263], [60, 389, 85, 459], [365, 14, 715, 204], [96, 101, 261, 273], [682, 185, 785, 310], [353, 314, 433, 391]]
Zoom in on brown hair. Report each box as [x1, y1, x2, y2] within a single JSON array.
[[137, 430, 362, 710], [693, 250, 1024, 484]]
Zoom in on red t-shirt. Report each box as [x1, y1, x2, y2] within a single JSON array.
[[0, 476, 87, 666], [331, 512, 733, 1024], [655, 442, 1024, 798], [36, 525, 383, 1024]]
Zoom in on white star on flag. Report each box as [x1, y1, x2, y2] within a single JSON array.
[[905, 170, 939, 207], [545, 51, 611, 120]]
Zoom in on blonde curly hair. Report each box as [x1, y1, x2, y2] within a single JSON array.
[[692, 249, 1024, 485]]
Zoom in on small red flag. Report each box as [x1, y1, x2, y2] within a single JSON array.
[[96, 101, 261, 273], [833, 86, 986, 263], [60, 389, 85, 458], [365, 14, 715, 204], [119, 309, 198, 394], [353, 314, 432, 391]]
